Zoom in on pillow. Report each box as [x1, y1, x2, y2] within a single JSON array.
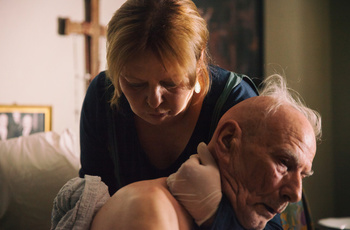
[[0, 129, 80, 230]]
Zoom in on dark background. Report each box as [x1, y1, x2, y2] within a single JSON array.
[[192, 0, 264, 86]]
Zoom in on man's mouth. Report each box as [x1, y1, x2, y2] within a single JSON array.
[[263, 204, 277, 215], [263, 203, 288, 215]]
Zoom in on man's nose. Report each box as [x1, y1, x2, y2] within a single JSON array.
[[281, 172, 302, 203], [147, 85, 163, 109]]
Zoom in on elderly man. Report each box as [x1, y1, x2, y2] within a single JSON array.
[[55, 74, 321, 230], [90, 74, 321, 230], [166, 74, 321, 230]]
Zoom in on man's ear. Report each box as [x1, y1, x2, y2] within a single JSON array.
[[214, 120, 242, 163]]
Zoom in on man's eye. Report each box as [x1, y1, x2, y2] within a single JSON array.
[[277, 159, 289, 173], [280, 159, 288, 166]]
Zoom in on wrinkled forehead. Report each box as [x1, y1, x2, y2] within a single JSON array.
[[262, 105, 317, 158]]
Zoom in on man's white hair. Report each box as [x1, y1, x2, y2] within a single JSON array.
[[259, 74, 322, 141]]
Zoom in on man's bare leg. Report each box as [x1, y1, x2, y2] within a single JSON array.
[[91, 178, 194, 230]]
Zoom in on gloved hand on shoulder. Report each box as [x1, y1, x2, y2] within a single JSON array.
[[167, 142, 222, 226]]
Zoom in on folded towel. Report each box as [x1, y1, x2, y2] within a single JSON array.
[[51, 175, 110, 230]]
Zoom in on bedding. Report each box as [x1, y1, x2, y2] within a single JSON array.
[[0, 129, 80, 230]]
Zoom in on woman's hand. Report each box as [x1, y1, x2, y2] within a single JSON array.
[[167, 142, 222, 226]]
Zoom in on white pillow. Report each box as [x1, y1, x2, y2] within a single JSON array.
[[0, 129, 80, 230]]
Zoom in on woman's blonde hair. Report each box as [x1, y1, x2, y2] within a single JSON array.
[[106, 0, 210, 106]]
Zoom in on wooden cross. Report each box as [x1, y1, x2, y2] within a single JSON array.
[[58, 0, 107, 89]]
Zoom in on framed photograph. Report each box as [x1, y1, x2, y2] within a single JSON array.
[[192, 0, 264, 85], [0, 105, 52, 141]]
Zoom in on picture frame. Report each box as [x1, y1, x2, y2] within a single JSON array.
[[192, 0, 264, 85], [0, 105, 52, 141]]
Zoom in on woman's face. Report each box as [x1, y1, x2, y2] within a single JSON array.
[[119, 51, 196, 125]]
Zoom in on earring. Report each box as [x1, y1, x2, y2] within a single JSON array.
[[194, 81, 201, 94]]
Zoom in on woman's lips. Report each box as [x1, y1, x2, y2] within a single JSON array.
[[149, 112, 168, 118]]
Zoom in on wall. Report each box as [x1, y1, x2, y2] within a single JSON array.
[[0, 0, 124, 150], [265, 0, 350, 223], [329, 1, 350, 218]]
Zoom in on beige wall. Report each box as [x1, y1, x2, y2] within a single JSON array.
[[265, 0, 350, 222], [329, 0, 350, 218], [0, 0, 124, 150]]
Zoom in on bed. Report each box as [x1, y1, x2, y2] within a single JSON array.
[[0, 130, 80, 230]]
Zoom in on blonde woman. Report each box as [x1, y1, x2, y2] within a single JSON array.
[[79, 0, 261, 228]]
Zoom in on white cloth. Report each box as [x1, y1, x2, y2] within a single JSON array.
[[51, 175, 110, 230], [0, 130, 80, 230]]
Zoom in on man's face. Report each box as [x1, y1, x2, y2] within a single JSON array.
[[221, 108, 316, 230]]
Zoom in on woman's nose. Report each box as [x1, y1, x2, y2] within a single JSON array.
[[281, 172, 303, 203], [147, 85, 163, 109]]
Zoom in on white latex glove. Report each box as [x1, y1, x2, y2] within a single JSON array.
[[167, 142, 222, 226]]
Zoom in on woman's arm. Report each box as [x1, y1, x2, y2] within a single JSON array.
[[79, 72, 118, 195]]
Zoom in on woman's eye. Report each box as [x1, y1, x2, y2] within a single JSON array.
[[128, 82, 147, 88], [161, 81, 177, 88]]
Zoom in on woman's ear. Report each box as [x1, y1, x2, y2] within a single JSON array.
[[214, 120, 242, 163]]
